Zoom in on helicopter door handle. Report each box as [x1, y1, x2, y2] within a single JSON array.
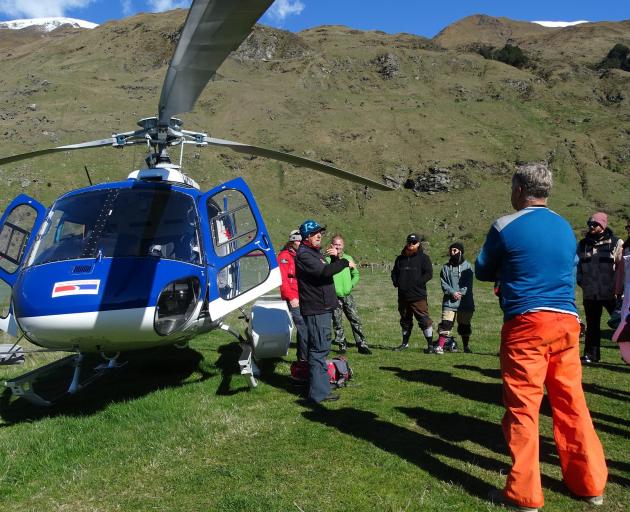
[[256, 234, 271, 251]]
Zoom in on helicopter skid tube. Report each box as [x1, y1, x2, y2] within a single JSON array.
[[5, 353, 117, 406]]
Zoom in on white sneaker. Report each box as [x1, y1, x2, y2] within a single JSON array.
[[581, 495, 603, 506], [433, 346, 444, 354]]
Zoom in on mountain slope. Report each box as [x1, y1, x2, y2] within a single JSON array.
[[0, 10, 627, 260]]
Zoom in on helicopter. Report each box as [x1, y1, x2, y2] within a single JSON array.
[[0, 0, 393, 405]]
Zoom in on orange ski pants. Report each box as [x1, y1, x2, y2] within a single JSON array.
[[500, 311, 607, 508]]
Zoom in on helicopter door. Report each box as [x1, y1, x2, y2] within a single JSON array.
[[0, 194, 47, 336], [198, 178, 281, 321]]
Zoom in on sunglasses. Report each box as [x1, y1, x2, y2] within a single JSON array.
[[587, 221, 601, 228]]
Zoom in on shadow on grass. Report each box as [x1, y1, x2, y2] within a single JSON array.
[[214, 342, 254, 396], [302, 405, 570, 499], [380, 366, 502, 407], [582, 382, 630, 401], [397, 406, 556, 462], [0, 346, 213, 424], [302, 406, 497, 499]]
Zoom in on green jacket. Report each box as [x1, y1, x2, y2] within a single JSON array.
[[326, 253, 359, 297]]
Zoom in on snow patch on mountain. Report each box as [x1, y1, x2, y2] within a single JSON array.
[[531, 20, 589, 28], [0, 17, 98, 32]]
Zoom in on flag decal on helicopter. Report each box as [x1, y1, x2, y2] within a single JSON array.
[[52, 280, 101, 298]]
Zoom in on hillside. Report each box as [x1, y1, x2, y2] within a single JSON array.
[[0, 9, 628, 261]]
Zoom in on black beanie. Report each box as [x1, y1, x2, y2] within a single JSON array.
[[449, 241, 464, 255]]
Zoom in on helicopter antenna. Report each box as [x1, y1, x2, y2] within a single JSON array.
[[84, 165, 93, 186]]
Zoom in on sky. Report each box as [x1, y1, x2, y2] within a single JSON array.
[[0, 0, 628, 37]]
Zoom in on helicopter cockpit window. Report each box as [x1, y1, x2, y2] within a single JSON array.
[[27, 188, 202, 266], [217, 249, 270, 300], [207, 189, 257, 256], [0, 204, 38, 274]]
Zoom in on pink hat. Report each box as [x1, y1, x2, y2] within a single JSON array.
[[590, 212, 608, 229]]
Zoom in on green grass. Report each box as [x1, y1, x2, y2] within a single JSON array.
[[0, 269, 627, 511]]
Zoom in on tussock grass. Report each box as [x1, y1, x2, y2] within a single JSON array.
[[0, 270, 627, 511]]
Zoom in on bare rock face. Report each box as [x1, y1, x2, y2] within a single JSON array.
[[235, 25, 311, 61], [373, 52, 401, 79], [404, 167, 452, 193]]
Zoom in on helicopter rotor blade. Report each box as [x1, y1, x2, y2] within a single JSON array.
[[203, 136, 395, 191], [158, 0, 274, 125], [0, 137, 117, 166]]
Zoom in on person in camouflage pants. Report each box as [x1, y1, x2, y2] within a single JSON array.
[[327, 234, 371, 355]]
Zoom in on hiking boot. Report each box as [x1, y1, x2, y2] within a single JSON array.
[[357, 344, 372, 355], [488, 489, 538, 512], [394, 342, 409, 351], [338, 342, 347, 354], [463, 346, 472, 353], [580, 495, 603, 506]]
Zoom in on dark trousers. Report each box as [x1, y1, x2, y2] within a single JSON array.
[[304, 312, 332, 403], [288, 304, 308, 361], [398, 297, 433, 334], [332, 294, 367, 347], [583, 298, 616, 359]]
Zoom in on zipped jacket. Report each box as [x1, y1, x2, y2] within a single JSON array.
[[278, 245, 299, 302], [296, 243, 349, 316], [577, 229, 624, 300], [391, 249, 433, 301], [440, 259, 475, 311]]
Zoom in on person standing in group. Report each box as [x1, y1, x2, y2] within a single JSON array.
[[577, 212, 624, 363], [476, 162, 607, 511], [296, 219, 355, 404], [391, 233, 434, 352], [436, 242, 475, 354], [278, 229, 308, 362], [326, 234, 372, 355]]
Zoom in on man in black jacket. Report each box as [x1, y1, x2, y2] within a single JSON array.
[[296, 219, 355, 403], [391, 233, 435, 352]]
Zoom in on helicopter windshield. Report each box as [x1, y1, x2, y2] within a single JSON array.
[[27, 188, 202, 266]]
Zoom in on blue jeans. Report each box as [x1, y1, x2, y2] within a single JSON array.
[[304, 312, 332, 403], [288, 304, 308, 361]]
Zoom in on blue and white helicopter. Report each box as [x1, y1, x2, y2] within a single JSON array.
[[0, 0, 392, 405]]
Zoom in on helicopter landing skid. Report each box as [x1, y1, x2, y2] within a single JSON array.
[[218, 322, 259, 388], [5, 353, 125, 407], [238, 343, 260, 389]]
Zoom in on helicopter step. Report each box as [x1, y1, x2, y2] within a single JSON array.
[[5, 352, 125, 407], [0, 344, 25, 365]]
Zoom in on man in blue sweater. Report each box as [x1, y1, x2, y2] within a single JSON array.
[[476, 163, 607, 511]]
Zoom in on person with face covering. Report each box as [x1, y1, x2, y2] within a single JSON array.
[[391, 233, 434, 352], [436, 242, 475, 353], [577, 212, 624, 363], [295, 219, 355, 404]]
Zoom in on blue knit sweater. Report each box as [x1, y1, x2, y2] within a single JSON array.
[[475, 206, 577, 320]]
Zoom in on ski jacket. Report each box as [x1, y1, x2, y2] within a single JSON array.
[[296, 243, 349, 316], [278, 246, 299, 302], [577, 229, 623, 300]]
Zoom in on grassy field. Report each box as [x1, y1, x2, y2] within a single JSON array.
[[0, 268, 627, 512]]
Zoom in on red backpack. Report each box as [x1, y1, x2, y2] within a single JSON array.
[[290, 357, 352, 388]]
